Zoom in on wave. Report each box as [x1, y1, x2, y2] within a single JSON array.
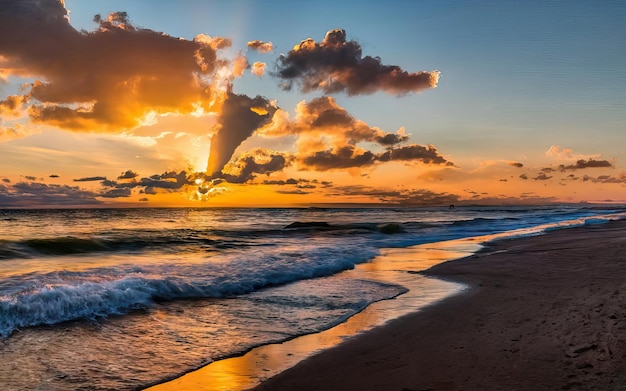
[[0, 244, 379, 337], [0, 222, 408, 260], [449, 217, 520, 226], [283, 221, 405, 234]]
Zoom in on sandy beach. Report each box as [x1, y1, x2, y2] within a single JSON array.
[[253, 219, 626, 391]]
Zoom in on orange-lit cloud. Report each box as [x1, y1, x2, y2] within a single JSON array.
[[251, 62, 267, 77], [260, 96, 452, 171], [275, 29, 440, 96], [0, 95, 27, 118], [546, 145, 574, 159], [247, 40, 274, 53], [0, 0, 234, 132], [0, 123, 29, 142]]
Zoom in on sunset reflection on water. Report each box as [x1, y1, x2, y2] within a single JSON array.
[[145, 238, 479, 391]]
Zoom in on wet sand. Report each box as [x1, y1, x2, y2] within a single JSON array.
[[253, 219, 626, 391]]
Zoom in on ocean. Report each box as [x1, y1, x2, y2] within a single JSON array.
[[1, 205, 625, 390]]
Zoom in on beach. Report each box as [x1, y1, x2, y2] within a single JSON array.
[[2, 207, 625, 390], [253, 219, 626, 391]]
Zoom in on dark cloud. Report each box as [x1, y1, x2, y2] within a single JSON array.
[[581, 174, 626, 184], [519, 173, 528, 180], [74, 176, 107, 182], [221, 149, 293, 183], [377, 145, 453, 165], [24, 175, 38, 181], [558, 159, 613, 171], [275, 29, 440, 96], [509, 162, 524, 168], [300, 143, 452, 171], [534, 172, 552, 181], [275, 189, 311, 195], [300, 145, 377, 170], [0, 0, 230, 131], [140, 170, 190, 192], [247, 40, 273, 53], [49, 174, 59, 178], [117, 170, 139, 180], [2, 178, 11, 183], [206, 93, 278, 175], [332, 185, 459, 206], [139, 197, 149, 202], [0, 181, 101, 207], [102, 170, 192, 193], [101, 188, 132, 198]]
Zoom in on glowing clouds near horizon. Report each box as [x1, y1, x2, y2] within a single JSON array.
[[275, 29, 440, 96], [259, 96, 453, 171], [0, 2, 460, 205]]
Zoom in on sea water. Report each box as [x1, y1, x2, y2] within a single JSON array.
[[0, 205, 624, 390]]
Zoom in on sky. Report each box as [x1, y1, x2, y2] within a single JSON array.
[[0, 0, 625, 208]]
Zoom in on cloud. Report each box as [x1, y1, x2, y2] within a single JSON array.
[[581, 174, 626, 184], [220, 148, 293, 183], [206, 92, 278, 175], [331, 185, 459, 205], [117, 170, 139, 180], [101, 188, 132, 198], [0, 95, 27, 118], [264, 96, 409, 145], [276, 189, 311, 195], [508, 162, 524, 168], [377, 145, 453, 165], [140, 170, 190, 193], [558, 159, 613, 171], [101, 170, 192, 194], [546, 145, 574, 159], [519, 173, 528, 180], [299, 143, 452, 171], [74, 176, 107, 182], [247, 40, 274, 53], [0, 0, 234, 132], [299, 145, 377, 170], [275, 28, 440, 96], [251, 62, 267, 77], [0, 123, 30, 142], [0, 181, 102, 207], [534, 172, 552, 181], [259, 96, 451, 171]]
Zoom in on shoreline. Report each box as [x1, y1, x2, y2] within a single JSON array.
[[253, 219, 626, 390], [143, 238, 482, 391]]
